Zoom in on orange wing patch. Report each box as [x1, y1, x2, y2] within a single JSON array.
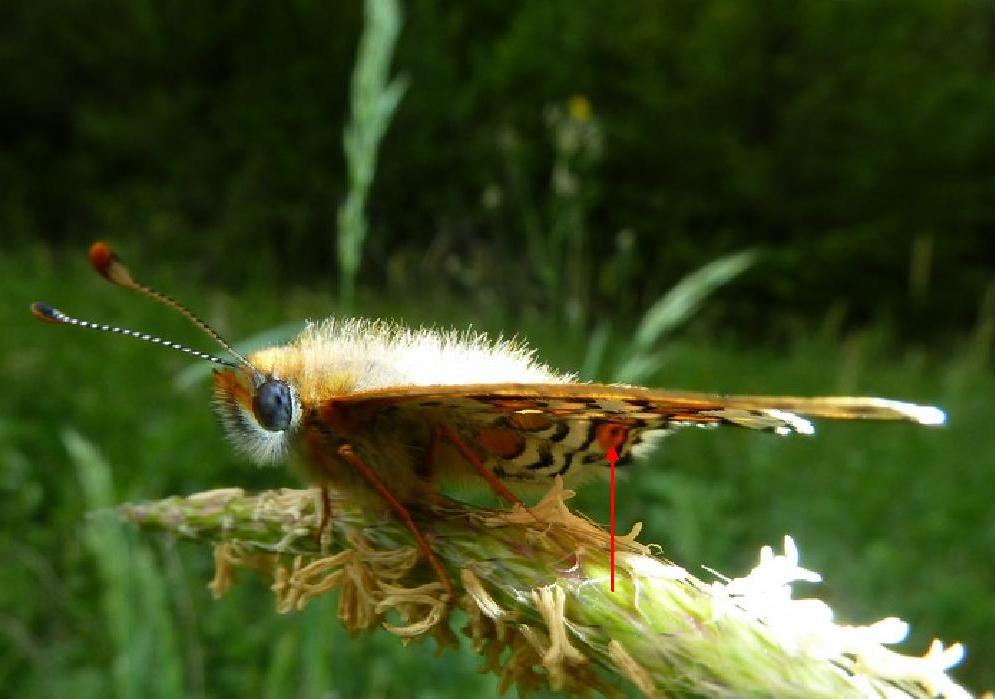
[[489, 399, 544, 412], [507, 410, 554, 432], [475, 427, 526, 459], [596, 422, 632, 452]]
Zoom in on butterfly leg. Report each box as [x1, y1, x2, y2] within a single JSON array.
[[435, 424, 525, 509], [336, 443, 455, 601], [314, 485, 332, 546]]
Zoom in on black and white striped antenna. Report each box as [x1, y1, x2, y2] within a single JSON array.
[[31, 242, 253, 371]]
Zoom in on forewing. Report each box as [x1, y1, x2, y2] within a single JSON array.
[[317, 383, 944, 484]]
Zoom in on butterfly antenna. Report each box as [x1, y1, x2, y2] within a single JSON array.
[[31, 301, 239, 368], [86, 241, 254, 369]]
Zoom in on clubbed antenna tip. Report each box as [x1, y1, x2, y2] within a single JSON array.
[[88, 240, 134, 287], [32, 241, 254, 371]]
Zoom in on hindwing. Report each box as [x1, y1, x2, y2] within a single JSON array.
[[311, 383, 943, 485]]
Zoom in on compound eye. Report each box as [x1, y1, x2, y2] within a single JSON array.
[[254, 379, 294, 432]]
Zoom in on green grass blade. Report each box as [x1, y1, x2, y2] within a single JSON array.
[[65, 430, 185, 699], [632, 249, 756, 354], [615, 249, 756, 383], [336, 0, 408, 311]]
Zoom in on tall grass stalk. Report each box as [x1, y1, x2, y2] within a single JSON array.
[[336, 0, 408, 312], [502, 98, 602, 330]]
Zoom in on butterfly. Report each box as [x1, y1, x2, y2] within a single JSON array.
[[33, 242, 945, 599]]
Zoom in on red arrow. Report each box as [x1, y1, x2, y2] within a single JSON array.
[[607, 446, 619, 591]]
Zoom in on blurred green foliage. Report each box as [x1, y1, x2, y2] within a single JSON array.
[[1, 0, 991, 336], [2, 0, 993, 696]]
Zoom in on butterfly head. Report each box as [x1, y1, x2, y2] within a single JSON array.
[[213, 365, 303, 463], [32, 241, 303, 464]]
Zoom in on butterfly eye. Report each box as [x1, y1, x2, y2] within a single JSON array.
[[253, 379, 294, 432]]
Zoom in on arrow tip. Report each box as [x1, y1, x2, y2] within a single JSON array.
[[607, 447, 619, 464]]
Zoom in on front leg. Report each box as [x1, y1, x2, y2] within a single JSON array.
[[316, 485, 332, 546], [336, 443, 455, 602]]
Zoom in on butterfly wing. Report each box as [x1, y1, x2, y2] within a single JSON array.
[[314, 383, 944, 486]]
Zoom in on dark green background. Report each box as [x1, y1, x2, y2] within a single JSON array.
[[2, 1, 992, 696]]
